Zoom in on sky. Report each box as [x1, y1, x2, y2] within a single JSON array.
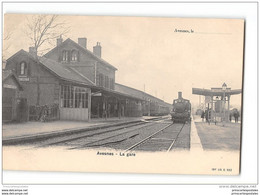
[[3, 14, 244, 108]]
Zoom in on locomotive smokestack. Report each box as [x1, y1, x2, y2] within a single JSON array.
[[178, 92, 182, 99]]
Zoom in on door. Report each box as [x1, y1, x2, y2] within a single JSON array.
[[2, 88, 16, 122]]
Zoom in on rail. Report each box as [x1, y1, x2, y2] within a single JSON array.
[[36, 117, 166, 148], [124, 123, 173, 152], [166, 123, 186, 152]]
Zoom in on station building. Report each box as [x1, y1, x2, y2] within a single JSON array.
[[5, 37, 171, 121]]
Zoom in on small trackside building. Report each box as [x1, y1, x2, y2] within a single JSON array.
[[2, 70, 24, 122]]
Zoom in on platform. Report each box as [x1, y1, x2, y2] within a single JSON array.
[[192, 115, 241, 151], [2, 116, 161, 143]]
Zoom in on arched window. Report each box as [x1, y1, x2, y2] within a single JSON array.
[[71, 50, 78, 61], [20, 62, 27, 75], [62, 50, 69, 62]]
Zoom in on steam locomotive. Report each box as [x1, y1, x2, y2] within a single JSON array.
[[171, 92, 191, 123]]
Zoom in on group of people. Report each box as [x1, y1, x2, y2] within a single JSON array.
[[200, 109, 240, 123], [200, 109, 210, 123]]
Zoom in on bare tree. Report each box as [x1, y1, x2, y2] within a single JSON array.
[[25, 14, 70, 57], [25, 14, 70, 105]]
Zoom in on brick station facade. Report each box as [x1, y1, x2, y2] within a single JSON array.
[[5, 37, 170, 121]]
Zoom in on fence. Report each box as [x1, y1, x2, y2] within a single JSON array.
[[29, 104, 59, 122]]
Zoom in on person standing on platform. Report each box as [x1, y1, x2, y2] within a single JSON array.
[[107, 103, 111, 118], [205, 109, 210, 124], [201, 110, 205, 122], [234, 111, 240, 123]]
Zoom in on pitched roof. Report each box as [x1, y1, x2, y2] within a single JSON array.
[[44, 38, 117, 71], [2, 69, 13, 81], [38, 56, 95, 86], [2, 70, 23, 90], [7, 49, 95, 86], [115, 83, 146, 100], [6, 49, 30, 62], [115, 83, 171, 106]]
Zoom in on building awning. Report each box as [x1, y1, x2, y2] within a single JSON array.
[[91, 86, 144, 101], [192, 88, 242, 96]]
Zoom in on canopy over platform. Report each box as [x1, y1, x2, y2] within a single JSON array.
[[192, 86, 242, 124], [192, 88, 242, 97]]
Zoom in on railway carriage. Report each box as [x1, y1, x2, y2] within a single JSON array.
[[142, 101, 171, 116], [171, 92, 191, 123]]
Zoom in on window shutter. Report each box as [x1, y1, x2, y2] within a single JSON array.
[[77, 51, 80, 62], [109, 79, 112, 90], [108, 78, 111, 89], [68, 50, 71, 62], [112, 79, 115, 90], [101, 74, 104, 87], [96, 72, 99, 86], [15, 63, 18, 76], [58, 52, 62, 62], [17, 63, 21, 76], [28, 63, 31, 76], [100, 74, 102, 87], [24, 62, 27, 75], [98, 74, 101, 86]]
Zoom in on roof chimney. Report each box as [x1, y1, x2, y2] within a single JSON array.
[[93, 42, 102, 58], [78, 38, 87, 48], [29, 47, 37, 58], [178, 92, 182, 99], [57, 35, 63, 47]]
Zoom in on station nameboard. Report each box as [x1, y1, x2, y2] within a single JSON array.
[[18, 77, 30, 82], [211, 88, 231, 93], [3, 84, 17, 89], [92, 92, 102, 96]]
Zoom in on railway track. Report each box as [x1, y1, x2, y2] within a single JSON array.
[[67, 121, 170, 150], [66, 119, 190, 152], [22, 115, 190, 152], [35, 117, 169, 148], [124, 123, 187, 152]]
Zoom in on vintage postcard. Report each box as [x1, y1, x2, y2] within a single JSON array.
[[2, 14, 244, 176]]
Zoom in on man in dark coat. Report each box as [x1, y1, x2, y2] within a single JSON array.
[[234, 111, 240, 123], [201, 110, 205, 122]]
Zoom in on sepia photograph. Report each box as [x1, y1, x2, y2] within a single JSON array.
[[2, 13, 244, 176]]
